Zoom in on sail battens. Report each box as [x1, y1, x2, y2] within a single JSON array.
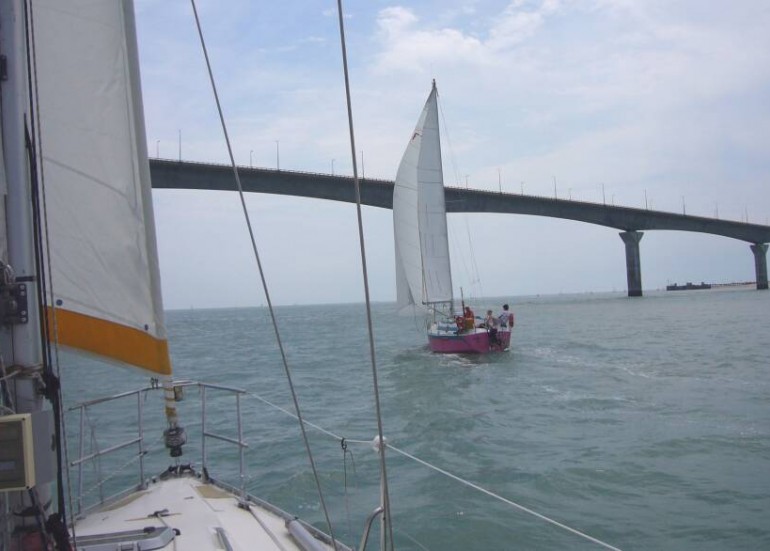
[[47, 308, 171, 375]]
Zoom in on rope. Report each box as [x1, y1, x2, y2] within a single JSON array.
[[78, 447, 150, 502], [245, 506, 289, 551], [24, 1, 77, 541], [334, 2, 394, 549], [188, 3, 337, 548], [341, 438, 357, 537], [150, 509, 179, 551], [247, 392, 348, 443], [244, 389, 621, 550], [387, 444, 623, 551]]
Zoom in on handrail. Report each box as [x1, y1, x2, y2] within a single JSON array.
[[199, 384, 249, 498], [70, 437, 141, 467], [66, 381, 623, 550], [68, 381, 249, 514], [358, 507, 384, 551]]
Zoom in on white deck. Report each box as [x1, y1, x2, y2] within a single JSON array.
[[73, 473, 339, 550]]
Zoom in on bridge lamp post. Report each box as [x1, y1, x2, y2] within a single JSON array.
[[521, 181, 524, 195], [156, 140, 160, 158], [275, 140, 280, 170], [498, 168, 502, 193], [602, 183, 606, 205], [250, 150, 253, 168], [645, 189, 648, 210], [465, 174, 469, 189], [332, 159, 335, 176], [681, 196, 686, 215]]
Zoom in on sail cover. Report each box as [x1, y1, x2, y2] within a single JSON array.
[[32, 1, 171, 375], [393, 83, 453, 313]]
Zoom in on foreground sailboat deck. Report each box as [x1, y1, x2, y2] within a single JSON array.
[[64, 381, 354, 551], [74, 471, 346, 551]]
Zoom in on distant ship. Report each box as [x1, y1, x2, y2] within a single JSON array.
[[666, 282, 712, 291]]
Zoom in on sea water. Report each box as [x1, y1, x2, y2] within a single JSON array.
[[60, 288, 770, 550]]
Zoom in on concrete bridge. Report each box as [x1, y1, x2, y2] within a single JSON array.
[[149, 158, 770, 296]]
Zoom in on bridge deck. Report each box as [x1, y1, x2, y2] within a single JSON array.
[[149, 159, 770, 244]]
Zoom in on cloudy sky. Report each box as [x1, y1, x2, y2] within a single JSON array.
[[134, 0, 770, 309]]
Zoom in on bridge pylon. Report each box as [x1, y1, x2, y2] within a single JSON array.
[[620, 231, 644, 297], [750, 243, 768, 290]]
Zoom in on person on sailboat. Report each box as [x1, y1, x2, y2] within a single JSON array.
[[485, 310, 500, 344], [464, 306, 475, 331], [499, 304, 515, 329]]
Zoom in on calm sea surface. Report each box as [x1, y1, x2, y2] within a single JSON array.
[[61, 289, 769, 550]]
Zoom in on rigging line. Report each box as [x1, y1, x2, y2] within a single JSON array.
[[188, 2, 337, 548], [239, 390, 623, 551], [247, 391, 371, 446], [334, 2, 395, 549], [437, 94, 461, 188], [387, 444, 623, 551], [245, 507, 289, 551], [437, 94, 482, 300], [78, 447, 149, 501], [23, 1, 75, 538], [464, 217, 483, 295], [342, 442, 356, 538], [448, 224, 472, 293]]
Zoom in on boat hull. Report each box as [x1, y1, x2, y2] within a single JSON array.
[[428, 327, 511, 353]]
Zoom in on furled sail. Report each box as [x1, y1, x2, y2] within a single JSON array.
[[393, 82, 453, 313], [33, 1, 171, 375]]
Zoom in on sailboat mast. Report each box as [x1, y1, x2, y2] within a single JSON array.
[[432, 80, 454, 314], [0, 0, 53, 541], [1, 0, 43, 376]]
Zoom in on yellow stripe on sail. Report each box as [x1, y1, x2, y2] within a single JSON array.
[[46, 308, 172, 375]]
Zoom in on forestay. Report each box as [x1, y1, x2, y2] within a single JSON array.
[[392, 82, 453, 314], [33, 1, 170, 374]]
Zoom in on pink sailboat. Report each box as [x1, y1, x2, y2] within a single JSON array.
[[393, 81, 512, 353]]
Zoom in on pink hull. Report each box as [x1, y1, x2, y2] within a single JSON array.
[[428, 329, 511, 354]]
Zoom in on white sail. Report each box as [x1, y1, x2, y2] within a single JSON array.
[[393, 82, 453, 313], [33, 1, 170, 375]]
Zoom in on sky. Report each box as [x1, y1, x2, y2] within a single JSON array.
[[133, 0, 770, 309]]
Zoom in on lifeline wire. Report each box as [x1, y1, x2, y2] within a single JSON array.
[[188, 2, 337, 548], [247, 388, 623, 551], [388, 444, 623, 551], [335, 1, 395, 549]]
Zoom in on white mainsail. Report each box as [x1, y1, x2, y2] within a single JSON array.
[[393, 82, 453, 313], [33, 1, 170, 375]]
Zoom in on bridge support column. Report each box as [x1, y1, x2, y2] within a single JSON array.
[[620, 231, 644, 297], [750, 243, 768, 290]]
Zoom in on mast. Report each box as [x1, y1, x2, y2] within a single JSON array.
[[0, 0, 54, 545]]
